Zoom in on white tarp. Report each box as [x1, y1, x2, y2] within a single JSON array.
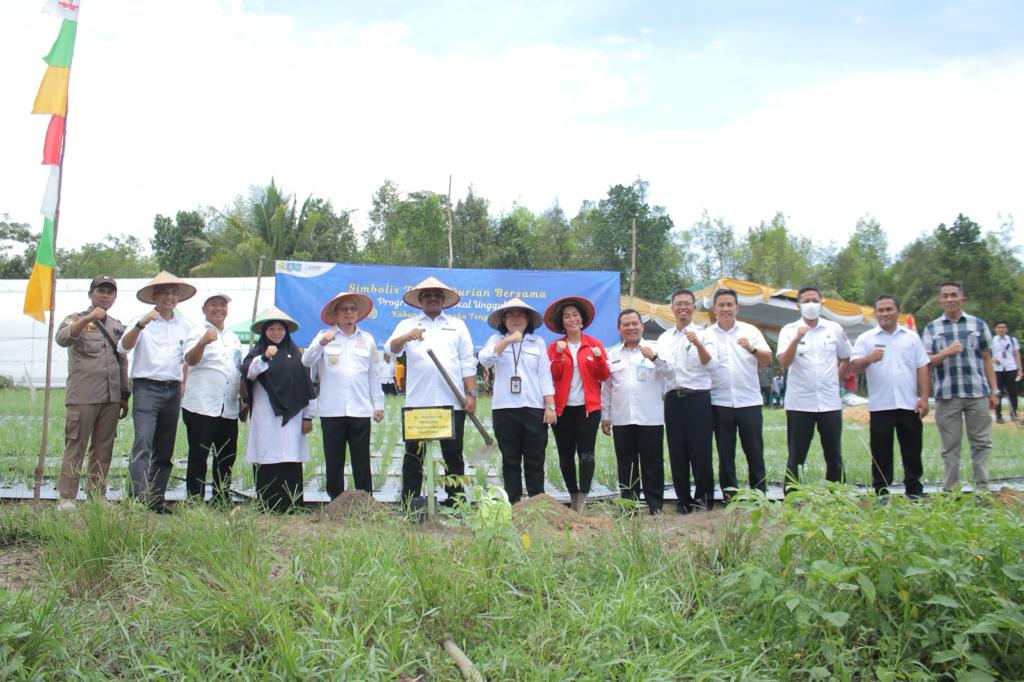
[[0, 277, 275, 387]]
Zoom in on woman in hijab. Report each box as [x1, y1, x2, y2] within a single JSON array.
[[241, 307, 316, 512]]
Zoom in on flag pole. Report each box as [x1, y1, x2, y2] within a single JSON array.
[[33, 100, 69, 501]]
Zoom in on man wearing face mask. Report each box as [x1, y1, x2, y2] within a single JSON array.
[[778, 286, 852, 492]]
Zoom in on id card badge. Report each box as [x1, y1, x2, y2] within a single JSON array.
[[636, 363, 647, 382], [510, 376, 523, 394]]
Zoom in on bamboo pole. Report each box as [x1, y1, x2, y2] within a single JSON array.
[[446, 174, 454, 269], [33, 104, 70, 501], [629, 217, 637, 298], [441, 637, 484, 682]]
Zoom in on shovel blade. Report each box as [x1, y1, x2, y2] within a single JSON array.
[[469, 440, 498, 463]]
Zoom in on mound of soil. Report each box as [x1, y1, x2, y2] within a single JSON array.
[[512, 494, 612, 533], [992, 487, 1024, 509], [322, 490, 387, 521]]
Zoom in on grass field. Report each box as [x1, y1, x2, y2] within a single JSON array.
[[1, 389, 1022, 493], [0, 487, 1021, 679]]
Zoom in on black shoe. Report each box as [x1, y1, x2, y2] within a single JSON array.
[[675, 503, 692, 515], [152, 503, 174, 515]]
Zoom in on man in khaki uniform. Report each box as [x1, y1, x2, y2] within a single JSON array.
[[55, 274, 129, 509]]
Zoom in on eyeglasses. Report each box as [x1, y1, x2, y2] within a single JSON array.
[[336, 306, 359, 313]]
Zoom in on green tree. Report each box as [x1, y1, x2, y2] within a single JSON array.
[[0, 215, 38, 279], [528, 202, 576, 271], [292, 198, 358, 264], [58, 234, 156, 278], [825, 215, 891, 304], [737, 212, 817, 289], [488, 206, 534, 270], [685, 210, 739, 283], [572, 179, 681, 300], [451, 187, 492, 268], [151, 210, 207, 276], [191, 180, 351, 276], [363, 180, 400, 264]]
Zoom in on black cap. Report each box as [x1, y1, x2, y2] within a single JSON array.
[[89, 274, 117, 291]]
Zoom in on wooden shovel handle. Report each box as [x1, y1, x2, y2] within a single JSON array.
[[425, 348, 493, 445]]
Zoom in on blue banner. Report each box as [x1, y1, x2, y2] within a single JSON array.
[[274, 261, 622, 349]]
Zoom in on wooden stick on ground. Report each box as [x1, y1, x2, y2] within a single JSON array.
[[441, 637, 484, 682]]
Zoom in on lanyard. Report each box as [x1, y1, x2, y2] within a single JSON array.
[[510, 337, 523, 375]]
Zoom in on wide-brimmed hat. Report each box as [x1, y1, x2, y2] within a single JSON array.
[[402, 276, 460, 309], [136, 271, 197, 304], [250, 306, 300, 334], [487, 297, 543, 331], [543, 296, 596, 333], [320, 292, 373, 325]]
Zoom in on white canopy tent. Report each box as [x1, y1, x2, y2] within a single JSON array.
[[1, 277, 275, 387]]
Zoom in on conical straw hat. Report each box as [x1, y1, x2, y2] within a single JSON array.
[[402, 276, 460, 309], [320, 292, 373, 325], [250, 306, 300, 334], [136, 271, 197, 304], [486, 297, 543, 331]]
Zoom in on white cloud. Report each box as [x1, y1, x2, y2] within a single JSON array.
[[1, 0, 1020, 263]]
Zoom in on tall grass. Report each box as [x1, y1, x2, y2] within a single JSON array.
[[1, 489, 1021, 679]]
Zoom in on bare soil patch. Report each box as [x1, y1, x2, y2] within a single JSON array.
[[0, 544, 43, 591], [321, 490, 388, 521], [512, 494, 612, 534]]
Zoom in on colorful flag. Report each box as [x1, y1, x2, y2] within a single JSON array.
[[23, 219, 57, 322], [24, 4, 79, 322], [42, 0, 80, 22]]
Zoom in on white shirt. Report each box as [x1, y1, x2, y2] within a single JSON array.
[[708, 321, 771, 408], [478, 332, 554, 410], [778, 318, 852, 412], [181, 322, 242, 418], [992, 335, 1020, 372], [302, 326, 385, 418], [244, 357, 314, 465], [852, 325, 929, 412], [119, 313, 191, 381], [600, 342, 665, 426], [566, 341, 585, 406], [387, 312, 477, 410], [656, 323, 718, 392]]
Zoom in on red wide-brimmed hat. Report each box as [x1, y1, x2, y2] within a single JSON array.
[[320, 292, 373, 325], [543, 296, 596, 333]]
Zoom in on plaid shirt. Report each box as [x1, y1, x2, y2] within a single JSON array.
[[921, 313, 993, 399]]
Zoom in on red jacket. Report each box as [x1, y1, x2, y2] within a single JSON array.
[[548, 334, 610, 416]]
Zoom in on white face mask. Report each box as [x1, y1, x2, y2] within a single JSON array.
[[800, 301, 822, 320]]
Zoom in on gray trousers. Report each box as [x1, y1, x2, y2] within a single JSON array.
[[128, 379, 181, 505], [934, 397, 992, 491]]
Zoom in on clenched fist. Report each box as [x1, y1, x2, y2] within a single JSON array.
[[556, 340, 567, 353], [320, 330, 336, 346], [265, 345, 278, 360], [201, 328, 219, 345]]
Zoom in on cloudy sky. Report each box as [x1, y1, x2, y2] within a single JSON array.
[[1, 0, 1021, 255]]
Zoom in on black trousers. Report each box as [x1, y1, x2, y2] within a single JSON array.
[[611, 424, 664, 512], [551, 405, 600, 494], [869, 409, 923, 496], [253, 462, 304, 513], [785, 409, 844, 491], [713, 405, 767, 501], [402, 411, 466, 505], [493, 407, 548, 504], [181, 409, 238, 502], [664, 390, 714, 510], [321, 416, 372, 498], [995, 370, 1020, 418]]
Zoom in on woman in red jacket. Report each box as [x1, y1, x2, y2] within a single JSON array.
[[545, 296, 610, 512]]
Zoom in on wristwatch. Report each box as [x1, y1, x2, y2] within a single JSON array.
[[466, 389, 479, 398]]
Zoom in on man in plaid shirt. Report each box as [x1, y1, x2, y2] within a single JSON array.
[[921, 281, 999, 492]]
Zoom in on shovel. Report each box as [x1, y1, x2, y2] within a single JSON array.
[[426, 348, 497, 463]]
